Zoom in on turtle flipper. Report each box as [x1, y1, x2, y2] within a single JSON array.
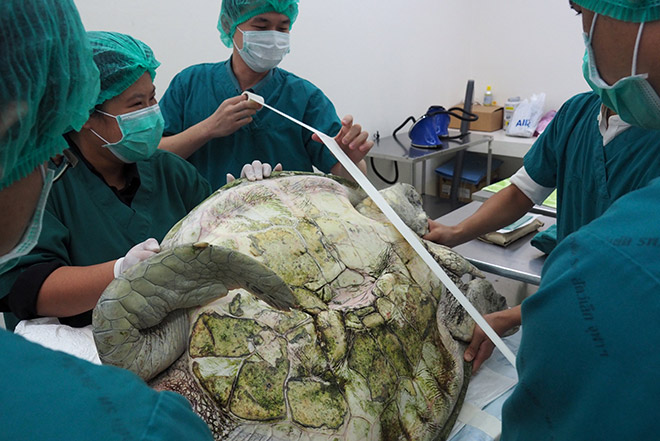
[[93, 244, 295, 380]]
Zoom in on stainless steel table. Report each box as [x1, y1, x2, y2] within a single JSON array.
[[367, 130, 493, 196], [438, 201, 555, 285]]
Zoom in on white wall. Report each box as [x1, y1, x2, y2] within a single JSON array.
[[76, 0, 588, 192], [76, 0, 588, 134]]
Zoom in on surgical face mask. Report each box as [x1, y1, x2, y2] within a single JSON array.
[[582, 14, 660, 129], [0, 164, 54, 275], [90, 104, 164, 163], [236, 28, 290, 73]]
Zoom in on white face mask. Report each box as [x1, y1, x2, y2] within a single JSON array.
[[236, 28, 290, 73], [0, 164, 54, 275]]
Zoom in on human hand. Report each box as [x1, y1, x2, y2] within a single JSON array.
[[464, 307, 521, 372], [202, 95, 262, 139], [423, 219, 460, 247], [226, 160, 283, 183], [313, 115, 374, 165], [113, 238, 161, 278]]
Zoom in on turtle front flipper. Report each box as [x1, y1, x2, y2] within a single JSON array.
[[92, 243, 295, 381]]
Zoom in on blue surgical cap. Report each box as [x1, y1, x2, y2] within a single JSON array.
[[0, 0, 100, 190], [217, 0, 299, 48], [572, 0, 660, 22], [87, 31, 161, 106]]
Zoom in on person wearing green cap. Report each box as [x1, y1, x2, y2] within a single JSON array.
[[158, 0, 374, 190], [0, 31, 215, 330], [425, 0, 660, 373], [0, 1, 213, 439], [499, 1, 660, 439]]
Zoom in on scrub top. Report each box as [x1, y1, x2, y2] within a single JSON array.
[[0, 329, 213, 440], [159, 58, 342, 190], [0, 148, 212, 326], [524, 91, 660, 245], [501, 177, 660, 440]]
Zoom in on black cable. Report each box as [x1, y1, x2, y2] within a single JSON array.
[[392, 116, 416, 137], [370, 156, 398, 184]]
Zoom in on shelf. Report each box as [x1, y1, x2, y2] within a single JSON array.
[[466, 129, 536, 158]]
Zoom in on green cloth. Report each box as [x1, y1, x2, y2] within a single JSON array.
[[218, 0, 299, 47], [502, 177, 660, 440], [573, 0, 660, 23], [524, 92, 660, 245], [0, 329, 213, 440], [530, 224, 557, 254], [0, 149, 211, 324], [0, 0, 99, 190], [160, 59, 342, 190], [482, 178, 557, 209], [88, 31, 160, 106]]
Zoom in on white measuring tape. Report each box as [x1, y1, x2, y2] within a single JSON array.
[[244, 91, 517, 367]]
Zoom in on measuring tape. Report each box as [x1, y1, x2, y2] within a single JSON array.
[[244, 91, 516, 367]]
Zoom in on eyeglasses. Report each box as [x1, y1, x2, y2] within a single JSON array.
[[48, 149, 78, 182]]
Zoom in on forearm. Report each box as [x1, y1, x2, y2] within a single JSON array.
[[499, 304, 522, 329], [330, 159, 367, 181], [451, 184, 534, 244], [159, 122, 213, 159], [36, 262, 115, 317]]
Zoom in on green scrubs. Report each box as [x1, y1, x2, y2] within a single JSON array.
[[159, 58, 342, 190], [502, 177, 660, 440], [0, 329, 213, 440], [0, 148, 212, 324], [524, 91, 660, 245]]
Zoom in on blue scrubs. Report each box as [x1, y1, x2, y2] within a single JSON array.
[[159, 58, 342, 190], [0, 329, 213, 440], [501, 177, 660, 440], [0, 148, 212, 325], [524, 91, 660, 245]]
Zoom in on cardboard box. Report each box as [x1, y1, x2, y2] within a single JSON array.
[[448, 104, 503, 132], [437, 175, 493, 203]]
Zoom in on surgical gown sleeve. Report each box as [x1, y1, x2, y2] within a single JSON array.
[[0, 330, 213, 440], [301, 86, 342, 173], [501, 177, 660, 441], [160, 71, 186, 137], [521, 101, 566, 189]]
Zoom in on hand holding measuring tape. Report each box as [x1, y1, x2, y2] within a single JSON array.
[[243, 91, 517, 367], [312, 115, 373, 165]]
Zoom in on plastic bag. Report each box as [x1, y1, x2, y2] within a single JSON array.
[[534, 110, 557, 136], [506, 93, 546, 138]]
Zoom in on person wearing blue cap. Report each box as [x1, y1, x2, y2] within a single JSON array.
[[500, 1, 660, 439], [158, 0, 374, 190], [0, 31, 216, 329], [0, 1, 213, 439]]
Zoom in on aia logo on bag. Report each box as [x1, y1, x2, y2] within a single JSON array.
[[515, 119, 531, 128]]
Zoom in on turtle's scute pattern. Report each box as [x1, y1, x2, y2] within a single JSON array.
[[96, 173, 506, 441]]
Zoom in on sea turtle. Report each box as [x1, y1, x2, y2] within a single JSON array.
[[92, 172, 507, 441]]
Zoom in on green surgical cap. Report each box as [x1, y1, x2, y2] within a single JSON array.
[[87, 31, 161, 106], [0, 0, 100, 190], [217, 0, 299, 48], [572, 0, 660, 22]]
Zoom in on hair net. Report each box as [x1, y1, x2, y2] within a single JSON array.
[[573, 0, 660, 22], [217, 0, 299, 48], [87, 31, 161, 106], [0, 0, 100, 191]]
